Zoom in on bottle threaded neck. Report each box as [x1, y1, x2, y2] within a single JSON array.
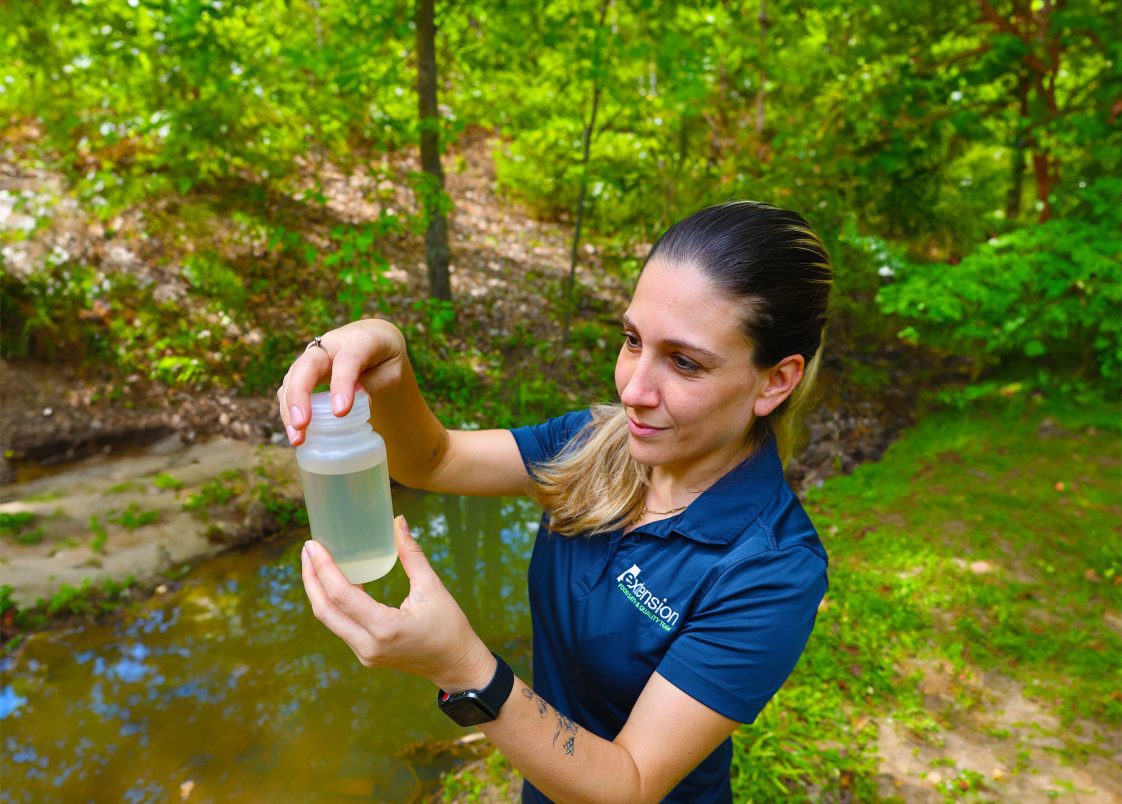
[[306, 391, 372, 433]]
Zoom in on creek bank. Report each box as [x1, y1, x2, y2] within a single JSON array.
[[0, 432, 301, 611]]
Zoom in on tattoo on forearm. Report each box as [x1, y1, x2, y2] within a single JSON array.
[[555, 712, 577, 756], [521, 687, 579, 756], [522, 687, 548, 718]]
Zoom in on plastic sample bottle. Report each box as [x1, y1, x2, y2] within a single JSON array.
[[295, 392, 396, 583]]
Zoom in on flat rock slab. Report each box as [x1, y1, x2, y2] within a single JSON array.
[[0, 435, 301, 607]]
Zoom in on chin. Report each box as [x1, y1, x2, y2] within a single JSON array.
[[626, 438, 670, 467]]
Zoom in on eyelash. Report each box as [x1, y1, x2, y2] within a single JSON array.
[[672, 355, 702, 374], [620, 331, 703, 375]]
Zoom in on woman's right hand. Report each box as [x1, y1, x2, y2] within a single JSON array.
[[277, 319, 407, 445]]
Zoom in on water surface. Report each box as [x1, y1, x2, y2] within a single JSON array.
[[1, 488, 541, 802]]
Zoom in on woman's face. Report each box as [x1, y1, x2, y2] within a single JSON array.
[[614, 260, 768, 482]]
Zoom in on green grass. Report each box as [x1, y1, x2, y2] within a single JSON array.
[[1, 511, 45, 544], [182, 469, 244, 515], [727, 394, 1121, 799], [107, 503, 159, 530], [151, 472, 184, 491], [435, 395, 1121, 801], [88, 514, 108, 553], [1, 576, 138, 641], [0, 511, 37, 534]]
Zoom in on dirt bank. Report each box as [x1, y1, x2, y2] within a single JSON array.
[[0, 433, 299, 609]]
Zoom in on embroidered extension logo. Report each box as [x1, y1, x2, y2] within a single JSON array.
[[615, 564, 680, 631]]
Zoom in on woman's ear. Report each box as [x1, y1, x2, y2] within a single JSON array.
[[753, 355, 805, 418]]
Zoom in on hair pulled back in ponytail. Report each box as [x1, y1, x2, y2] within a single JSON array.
[[531, 201, 833, 536]]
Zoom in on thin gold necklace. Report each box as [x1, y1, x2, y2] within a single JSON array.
[[640, 502, 690, 517]]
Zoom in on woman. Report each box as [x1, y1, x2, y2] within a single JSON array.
[[277, 201, 831, 803]]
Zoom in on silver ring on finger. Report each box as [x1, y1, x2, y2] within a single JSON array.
[[307, 335, 330, 360]]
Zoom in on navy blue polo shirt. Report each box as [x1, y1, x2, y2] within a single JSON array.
[[510, 410, 827, 804]]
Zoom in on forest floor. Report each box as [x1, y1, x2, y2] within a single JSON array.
[[438, 399, 1122, 802]]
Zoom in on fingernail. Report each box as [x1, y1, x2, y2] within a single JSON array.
[[332, 393, 346, 414], [286, 425, 298, 444], [300, 543, 309, 564], [290, 405, 305, 426], [396, 515, 410, 535], [304, 540, 317, 559]]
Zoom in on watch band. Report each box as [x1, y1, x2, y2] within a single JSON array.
[[437, 653, 515, 727]]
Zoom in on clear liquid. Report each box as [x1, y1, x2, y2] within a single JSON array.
[[299, 461, 396, 583]]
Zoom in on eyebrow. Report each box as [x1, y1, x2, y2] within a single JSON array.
[[621, 314, 727, 365]]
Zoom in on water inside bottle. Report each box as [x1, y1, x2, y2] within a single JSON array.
[[299, 461, 396, 583]]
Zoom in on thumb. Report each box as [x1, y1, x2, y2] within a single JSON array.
[[395, 515, 439, 589]]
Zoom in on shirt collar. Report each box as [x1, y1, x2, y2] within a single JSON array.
[[630, 437, 785, 545]]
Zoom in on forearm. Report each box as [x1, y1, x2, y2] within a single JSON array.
[[366, 352, 449, 490], [479, 677, 652, 804]]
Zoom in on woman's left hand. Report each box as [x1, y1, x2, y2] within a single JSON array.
[[300, 516, 496, 693]]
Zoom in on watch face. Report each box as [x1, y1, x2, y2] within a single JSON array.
[[440, 694, 497, 727]]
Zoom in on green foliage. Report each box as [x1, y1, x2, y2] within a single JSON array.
[[14, 528, 45, 546], [251, 464, 308, 530], [439, 750, 516, 802], [3, 576, 139, 643], [324, 216, 402, 320], [0, 511, 37, 534], [183, 470, 244, 515], [0, 261, 103, 361], [151, 472, 184, 491], [182, 252, 248, 310], [3, 0, 1116, 412], [107, 503, 159, 530], [88, 514, 108, 553], [1, 0, 419, 207], [0, 511, 44, 545], [877, 180, 1122, 388], [0, 585, 15, 618]]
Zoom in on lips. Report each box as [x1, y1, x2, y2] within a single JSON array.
[[627, 416, 668, 437]]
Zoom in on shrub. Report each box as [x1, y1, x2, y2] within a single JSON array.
[[876, 180, 1121, 389]]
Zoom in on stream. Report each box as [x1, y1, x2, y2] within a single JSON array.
[[1, 487, 541, 802]]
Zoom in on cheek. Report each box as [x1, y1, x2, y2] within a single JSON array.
[[674, 382, 754, 432]]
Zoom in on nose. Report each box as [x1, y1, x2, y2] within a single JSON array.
[[618, 353, 660, 410]]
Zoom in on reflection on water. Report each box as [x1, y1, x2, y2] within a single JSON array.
[[1, 488, 541, 802]]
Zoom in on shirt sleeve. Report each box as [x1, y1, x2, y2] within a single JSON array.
[[656, 545, 827, 724], [509, 409, 595, 469]]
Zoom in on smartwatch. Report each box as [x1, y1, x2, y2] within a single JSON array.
[[437, 653, 515, 727]]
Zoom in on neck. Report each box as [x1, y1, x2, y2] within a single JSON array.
[[647, 438, 758, 507]]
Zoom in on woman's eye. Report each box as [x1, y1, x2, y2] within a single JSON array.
[[673, 355, 702, 373], [621, 331, 640, 348]]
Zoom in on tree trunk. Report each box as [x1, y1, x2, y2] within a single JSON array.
[[562, 0, 611, 343], [981, 0, 1060, 223], [415, 0, 451, 301], [1005, 72, 1030, 222]]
